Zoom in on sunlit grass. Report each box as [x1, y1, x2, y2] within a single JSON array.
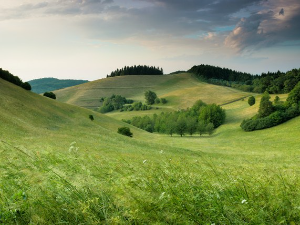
[[1, 78, 300, 223]]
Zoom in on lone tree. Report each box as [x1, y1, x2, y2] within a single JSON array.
[[145, 90, 157, 105], [118, 127, 133, 137], [258, 91, 273, 118], [248, 96, 255, 106], [89, 115, 94, 121], [43, 92, 56, 99]]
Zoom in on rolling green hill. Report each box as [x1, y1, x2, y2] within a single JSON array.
[[54, 73, 251, 112], [28, 77, 89, 94], [1, 77, 300, 224]]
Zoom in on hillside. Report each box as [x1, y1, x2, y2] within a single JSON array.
[[28, 77, 89, 94], [1, 77, 300, 224], [54, 73, 251, 111]]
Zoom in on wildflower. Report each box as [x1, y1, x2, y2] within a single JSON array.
[[160, 150, 163, 154], [159, 192, 165, 200], [241, 199, 247, 204]]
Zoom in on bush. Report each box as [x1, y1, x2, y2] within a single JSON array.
[[43, 92, 56, 99], [155, 98, 161, 104], [89, 115, 94, 121], [161, 98, 167, 104], [248, 96, 255, 106], [117, 127, 133, 137]]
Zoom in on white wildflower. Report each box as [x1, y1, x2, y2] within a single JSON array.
[[241, 199, 247, 204], [159, 192, 165, 200]]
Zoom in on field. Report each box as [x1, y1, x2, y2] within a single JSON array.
[[1, 77, 300, 224], [54, 73, 250, 111]]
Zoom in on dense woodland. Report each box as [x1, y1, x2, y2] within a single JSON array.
[[107, 65, 163, 77], [124, 100, 226, 136], [189, 65, 300, 94], [0, 68, 31, 90]]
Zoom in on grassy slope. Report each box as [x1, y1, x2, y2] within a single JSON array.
[[54, 73, 250, 111], [1, 78, 300, 224]]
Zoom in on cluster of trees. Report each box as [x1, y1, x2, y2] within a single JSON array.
[[98, 94, 152, 113], [107, 65, 163, 77], [121, 102, 152, 112], [0, 68, 31, 90], [43, 92, 56, 99], [189, 65, 300, 94], [241, 82, 300, 131], [145, 90, 167, 105], [189, 64, 254, 83], [124, 100, 226, 136]]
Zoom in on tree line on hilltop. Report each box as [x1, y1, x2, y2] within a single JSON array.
[[0, 68, 31, 91], [189, 65, 300, 94], [107, 65, 163, 77]]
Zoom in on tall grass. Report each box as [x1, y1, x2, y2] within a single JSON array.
[[1, 140, 299, 224]]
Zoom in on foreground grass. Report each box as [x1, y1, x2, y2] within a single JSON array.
[[1, 79, 300, 224], [1, 139, 300, 224]]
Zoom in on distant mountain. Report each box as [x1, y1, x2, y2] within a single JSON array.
[[28, 77, 89, 94]]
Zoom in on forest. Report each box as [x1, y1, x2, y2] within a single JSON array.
[[189, 65, 300, 94], [107, 65, 163, 77], [0, 68, 31, 90]]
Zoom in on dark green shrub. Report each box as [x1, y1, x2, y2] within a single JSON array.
[[117, 127, 133, 137], [155, 98, 161, 104], [89, 115, 94, 121], [161, 98, 167, 104], [43, 92, 56, 99], [248, 96, 255, 106]]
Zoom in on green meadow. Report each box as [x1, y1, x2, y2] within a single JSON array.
[[1, 75, 300, 224]]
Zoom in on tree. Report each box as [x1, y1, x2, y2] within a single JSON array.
[[248, 96, 255, 106], [43, 92, 56, 99], [258, 91, 273, 118], [206, 123, 214, 136], [155, 98, 161, 104], [21, 82, 32, 91], [118, 127, 133, 137], [197, 121, 206, 136], [145, 90, 157, 105], [287, 81, 300, 106], [186, 117, 197, 136], [198, 104, 225, 128], [176, 118, 187, 137]]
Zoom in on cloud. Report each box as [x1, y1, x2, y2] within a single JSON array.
[[1, 0, 299, 53], [225, 0, 300, 52]]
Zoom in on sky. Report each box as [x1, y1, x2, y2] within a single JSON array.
[[0, 0, 299, 81]]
